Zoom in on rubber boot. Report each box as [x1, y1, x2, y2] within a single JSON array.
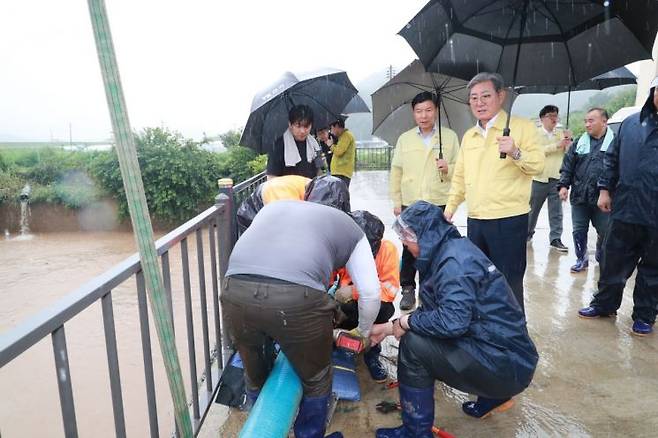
[[364, 344, 387, 382], [570, 231, 589, 273], [375, 384, 434, 438], [399, 286, 416, 311], [462, 396, 514, 419], [243, 388, 260, 411], [294, 393, 343, 438]]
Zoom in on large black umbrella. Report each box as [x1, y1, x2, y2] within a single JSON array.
[[240, 69, 360, 154], [516, 66, 637, 125], [400, 0, 658, 155]]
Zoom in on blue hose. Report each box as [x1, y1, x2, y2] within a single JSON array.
[[239, 352, 303, 438]]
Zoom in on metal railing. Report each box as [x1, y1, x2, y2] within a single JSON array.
[[0, 180, 264, 437], [355, 146, 393, 170]]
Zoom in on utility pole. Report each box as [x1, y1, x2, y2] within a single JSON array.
[[386, 64, 396, 81]]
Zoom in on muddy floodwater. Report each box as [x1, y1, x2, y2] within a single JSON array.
[[1, 230, 220, 437]]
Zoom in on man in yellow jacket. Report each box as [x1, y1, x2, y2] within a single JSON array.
[[390, 91, 460, 310], [527, 105, 571, 252], [330, 117, 356, 187], [445, 72, 544, 314]]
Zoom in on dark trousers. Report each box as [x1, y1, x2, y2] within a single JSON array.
[[401, 205, 445, 289], [398, 331, 526, 399], [221, 277, 336, 397], [334, 174, 351, 188], [467, 214, 528, 314], [528, 178, 563, 241], [337, 301, 395, 330], [571, 203, 609, 236], [591, 220, 658, 324]]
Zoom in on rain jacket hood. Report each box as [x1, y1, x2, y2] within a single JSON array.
[[399, 201, 538, 390], [350, 210, 385, 256], [304, 175, 351, 213], [399, 201, 460, 276]]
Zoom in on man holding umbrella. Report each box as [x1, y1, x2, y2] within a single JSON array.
[[267, 104, 323, 179], [390, 91, 461, 311], [445, 72, 544, 314]]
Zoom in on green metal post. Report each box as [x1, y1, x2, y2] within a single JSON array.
[[86, 1, 193, 436]]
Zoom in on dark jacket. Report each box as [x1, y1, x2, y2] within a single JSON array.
[[401, 202, 538, 388], [599, 89, 658, 229], [558, 132, 608, 206], [266, 136, 320, 179]]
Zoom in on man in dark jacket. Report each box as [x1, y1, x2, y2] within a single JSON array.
[[558, 108, 614, 273], [578, 78, 658, 336], [370, 202, 538, 438]]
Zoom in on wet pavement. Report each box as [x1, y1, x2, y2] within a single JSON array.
[[210, 170, 658, 438]]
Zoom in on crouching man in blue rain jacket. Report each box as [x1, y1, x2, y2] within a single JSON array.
[[370, 201, 538, 437]]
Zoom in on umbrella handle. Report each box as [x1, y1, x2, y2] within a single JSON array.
[[500, 128, 510, 159]]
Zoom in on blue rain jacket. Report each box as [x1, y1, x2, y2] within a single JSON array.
[[598, 88, 658, 229], [402, 201, 538, 388]]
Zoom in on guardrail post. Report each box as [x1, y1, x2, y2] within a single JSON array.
[[215, 178, 236, 365]]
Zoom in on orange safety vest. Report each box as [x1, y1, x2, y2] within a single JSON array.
[[335, 239, 400, 302]]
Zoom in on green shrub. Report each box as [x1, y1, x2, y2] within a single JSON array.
[[0, 170, 24, 205], [89, 127, 225, 225]]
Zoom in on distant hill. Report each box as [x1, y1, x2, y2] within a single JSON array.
[[346, 68, 392, 141]]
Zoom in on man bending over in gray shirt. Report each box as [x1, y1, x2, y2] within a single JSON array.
[[222, 175, 379, 438]]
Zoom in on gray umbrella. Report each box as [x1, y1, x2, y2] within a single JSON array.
[[240, 68, 360, 154], [372, 60, 506, 147]]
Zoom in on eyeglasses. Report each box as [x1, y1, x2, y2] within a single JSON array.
[[542, 114, 559, 120], [469, 93, 495, 104]]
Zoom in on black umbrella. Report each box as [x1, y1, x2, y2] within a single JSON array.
[[516, 67, 637, 126], [400, 0, 658, 156], [343, 94, 371, 114], [240, 69, 360, 154]]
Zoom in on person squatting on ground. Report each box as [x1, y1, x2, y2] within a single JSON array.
[[333, 210, 400, 383], [267, 104, 324, 179], [329, 117, 356, 187], [445, 72, 544, 314], [578, 77, 658, 336], [389, 91, 460, 311], [222, 176, 380, 438], [527, 105, 571, 252], [369, 202, 538, 437], [557, 108, 613, 273]]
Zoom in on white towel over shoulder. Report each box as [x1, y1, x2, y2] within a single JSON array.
[[283, 128, 320, 167]]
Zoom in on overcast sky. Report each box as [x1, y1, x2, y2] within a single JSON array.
[[0, 0, 427, 141]]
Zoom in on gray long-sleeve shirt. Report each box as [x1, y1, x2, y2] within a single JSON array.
[[227, 200, 381, 335]]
